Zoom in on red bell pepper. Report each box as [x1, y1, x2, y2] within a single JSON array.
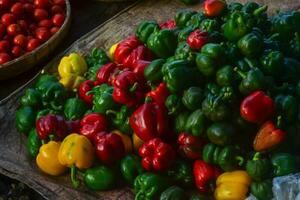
[[80, 113, 108, 142], [203, 0, 227, 17], [253, 121, 286, 152], [240, 90, 275, 124], [133, 60, 151, 83], [193, 160, 222, 193], [95, 63, 118, 86], [146, 82, 169, 107], [112, 70, 144, 107], [94, 132, 125, 164], [114, 36, 153, 69], [178, 132, 206, 160], [187, 30, 209, 50], [130, 102, 170, 141], [159, 20, 176, 29], [36, 114, 68, 140], [139, 138, 176, 171], [66, 120, 81, 133], [78, 80, 94, 105]]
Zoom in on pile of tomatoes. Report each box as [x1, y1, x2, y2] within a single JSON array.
[[0, 0, 66, 64]]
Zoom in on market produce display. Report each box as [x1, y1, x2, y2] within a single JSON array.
[[15, 0, 300, 199], [0, 0, 66, 64]]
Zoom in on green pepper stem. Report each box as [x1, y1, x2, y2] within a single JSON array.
[[253, 5, 268, 16], [236, 156, 244, 166], [252, 152, 261, 161], [106, 110, 117, 116], [129, 82, 138, 93], [50, 102, 63, 111], [276, 115, 283, 129], [145, 96, 152, 103], [41, 140, 46, 145], [71, 165, 80, 188], [233, 67, 246, 79], [48, 134, 55, 141]]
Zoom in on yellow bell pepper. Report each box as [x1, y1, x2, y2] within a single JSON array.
[[112, 130, 133, 154], [58, 53, 87, 90], [108, 42, 119, 61], [132, 133, 144, 153], [214, 170, 252, 200], [58, 133, 94, 188], [36, 141, 67, 176]]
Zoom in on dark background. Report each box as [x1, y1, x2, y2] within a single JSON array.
[[0, 0, 134, 101]]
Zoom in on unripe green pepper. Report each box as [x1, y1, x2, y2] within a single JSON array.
[[144, 59, 165, 84], [185, 109, 206, 137], [174, 42, 195, 64], [174, 112, 190, 133], [35, 74, 58, 88], [64, 98, 88, 120], [275, 95, 298, 124], [280, 57, 300, 83], [271, 153, 296, 177], [190, 194, 211, 200], [206, 122, 235, 146], [107, 106, 133, 135], [92, 84, 119, 114], [260, 50, 284, 76], [186, 13, 206, 29], [216, 65, 236, 87], [120, 155, 144, 186], [26, 128, 42, 157], [136, 21, 160, 44], [165, 94, 183, 115], [182, 87, 204, 110], [160, 186, 187, 200], [15, 106, 36, 134], [178, 26, 195, 43], [21, 88, 42, 108], [202, 93, 230, 122], [288, 32, 300, 60], [180, 0, 199, 5], [166, 160, 194, 188], [250, 179, 273, 200], [175, 9, 197, 28], [245, 153, 272, 181], [237, 30, 263, 58], [36, 109, 59, 121], [200, 19, 219, 33]]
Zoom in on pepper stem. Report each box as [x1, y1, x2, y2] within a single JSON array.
[[71, 165, 80, 188], [253, 5, 268, 16], [50, 102, 63, 111], [276, 115, 283, 129], [41, 140, 46, 145], [145, 96, 152, 103], [236, 156, 244, 166], [48, 134, 55, 141], [106, 110, 117, 116], [233, 67, 246, 79], [252, 152, 261, 161], [129, 82, 138, 93]]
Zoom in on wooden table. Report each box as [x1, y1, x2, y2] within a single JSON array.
[[0, 0, 134, 101]]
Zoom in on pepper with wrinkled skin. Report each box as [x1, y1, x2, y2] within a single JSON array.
[[144, 59, 165, 84], [35, 109, 59, 121], [186, 13, 206, 29], [174, 42, 196, 64], [275, 95, 298, 125], [94, 63, 118, 86], [160, 186, 187, 200], [107, 106, 133, 135], [120, 154, 144, 186], [200, 19, 219, 33], [178, 26, 195, 43], [167, 160, 194, 188], [260, 50, 284, 77], [64, 98, 88, 120], [85, 48, 110, 81], [132, 133, 144, 153], [174, 112, 189, 133], [202, 93, 230, 122], [175, 9, 196, 28], [187, 30, 209, 50], [237, 30, 263, 58], [203, 0, 227, 17], [178, 132, 205, 160], [80, 113, 108, 142], [16, 106, 36, 134], [21, 88, 42, 108], [245, 153, 272, 181], [222, 42, 241, 61], [250, 180, 273, 200], [136, 21, 160, 44], [271, 153, 296, 177], [146, 82, 169, 107], [216, 65, 236, 87], [35, 74, 58, 88], [78, 80, 94, 105], [185, 109, 207, 137], [27, 129, 42, 157], [159, 20, 177, 30], [165, 94, 183, 115], [207, 122, 235, 146], [182, 87, 204, 111]]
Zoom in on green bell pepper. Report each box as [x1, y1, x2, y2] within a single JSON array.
[[200, 19, 219, 33], [271, 153, 297, 177], [136, 20, 160, 44], [185, 109, 206, 137], [120, 155, 144, 186], [36, 109, 59, 121], [190, 194, 211, 200], [64, 98, 88, 120], [222, 42, 241, 61], [245, 153, 272, 181], [21, 88, 42, 108], [206, 122, 235, 146], [186, 13, 206, 29], [174, 112, 190, 133], [147, 29, 178, 58], [275, 95, 298, 124], [178, 26, 195, 43], [219, 86, 237, 105], [202, 93, 230, 122], [165, 94, 183, 115], [237, 28, 263, 58], [166, 160, 194, 188], [204, 82, 220, 96], [92, 84, 119, 114], [35, 74, 58, 88], [134, 173, 171, 200], [280, 57, 300, 83], [235, 57, 259, 73], [85, 48, 110, 81], [160, 186, 187, 200], [144, 59, 165, 84], [175, 9, 196, 28], [26, 128, 42, 157], [182, 87, 204, 110], [180, 0, 199, 5], [216, 65, 236, 87], [250, 180, 273, 200], [286, 124, 300, 154], [174, 42, 195, 64], [15, 106, 36, 134], [107, 106, 133, 135], [201, 43, 225, 61], [260, 50, 284, 76], [288, 33, 300, 60]]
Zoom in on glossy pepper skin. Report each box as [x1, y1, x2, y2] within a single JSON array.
[[207, 122, 235, 146], [27, 129, 42, 157], [159, 20, 177, 30], [78, 80, 94, 105], [174, 42, 196, 64], [216, 65, 236, 87], [245, 153, 272, 181], [160, 186, 187, 200], [147, 29, 178, 58], [35, 109, 59, 121], [134, 172, 171, 200], [193, 160, 222, 193], [144, 59, 165, 84], [237, 30, 263, 58], [203, 0, 227, 17], [16, 106, 36, 134], [178, 27, 195, 43], [182, 87, 204, 110], [36, 141, 67, 176], [214, 170, 251, 200], [85, 48, 110, 81], [202, 93, 230, 122], [178, 132, 205, 160], [111, 130, 133, 154], [280, 57, 300, 83], [275, 95, 298, 124], [185, 109, 207, 137], [187, 30, 209, 50], [250, 179, 273, 200], [240, 91, 275, 124], [120, 154, 144, 186], [21, 88, 42, 108], [167, 160, 194, 188], [95, 63, 118, 86], [64, 98, 88, 120], [260, 50, 284, 77], [165, 94, 183, 115], [58, 53, 87, 90], [136, 21, 160, 44], [146, 82, 169, 107], [139, 138, 176, 171], [92, 84, 119, 114], [130, 102, 169, 142], [107, 106, 133, 135], [271, 153, 296, 177], [175, 9, 196, 28], [80, 113, 107, 142], [84, 165, 117, 191]]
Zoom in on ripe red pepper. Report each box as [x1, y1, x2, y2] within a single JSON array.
[[130, 102, 170, 141], [112, 70, 144, 107], [187, 30, 210, 50], [94, 132, 125, 165], [178, 133, 206, 160], [80, 113, 108, 142], [253, 121, 286, 152], [146, 82, 169, 107], [66, 120, 81, 134], [114, 36, 153, 69], [159, 20, 176, 29], [133, 60, 151, 83], [193, 160, 222, 193], [240, 90, 275, 124], [78, 80, 94, 105], [95, 63, 118, 86], [203, 0, 227, 17], [36, 114, 68, 140], [139, 138, 176, 171]]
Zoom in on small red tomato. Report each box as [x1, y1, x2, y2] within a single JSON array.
[[1, 13, 16, 26], [0, 24, 5, 38], [0, 52, 11, 64], [0, 0, 12, 10], [50, 26, 59, 35], [52, 14, 64, 27], [18, 20, 28, 31], [38, 19, 52, 28], [34, 0, 50, 9], [51, 5, 64, 14], [35, 27, 50, 42], [14, 34, 27, 48], [10, 3, 24, 17], [23, 3, 34, 15], [27, 38, 40, 51], [53, 0, 65, 7], [7, 24, 22, 36], [0, 40, 10, 53], [11, 45, 25, 58], [34, 8, 48, 21]]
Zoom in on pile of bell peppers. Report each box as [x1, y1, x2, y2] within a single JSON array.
[[15, 0, 300, 199]]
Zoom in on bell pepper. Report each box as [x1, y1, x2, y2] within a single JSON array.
[[200, 19, 219, 33], [288, 32, 300, 59], [94, 63, 118, 86], [160, 186, 187, 200], [27, 128, 42, 157], [223, 11, 253, 42], [108, 42, 119, 61], [186, 13, 206, 28], [80, 113, 107, 142], [35, 74, 58, 87], [147, 29, 177, 58], [136, 20, 160, 44], [16, 106, 36, 134], [193, 160, 222, 193], [280, 57, 300, 83], [167, 160, 194, 188], [203, 143, 244, 171], [133, 133, 144, 153], [182, 87, 204, 110], [21, 88, 42, 108], [159, 20, 177, 30], [237, 30, 263, 58], [203, 0, 226, 17], [202, 93, 230, 122], [64, 98, 88, 120], [144, 59, 165, 84], [165, 94, 183, 115], [214, 170, 251, 200], [187, 30, 209, 50], [271, 153, 296, 177], [250, 179, 273, 200], [130, 101, 170, 141], [35, 109, 58, 121], [106, 106, 133, 135], [58, 133, 94, 188], [85, 48, 110, 81], [185, 109, 207, 137], [112, 70, 144, 107], [174, 42, 196, 64], [94, 132, 125, 165], [206, 122, 235, 146], [245, 153, 272, 181], [36, 141, 67, 176], [58, 53, 87, 90], [275, 95, 298, 124], [180, 0, 198, 5], [178, 26, 195, 43], [111, 130, 132, 154], [139, 138, 175, 171], [83, 165, 117, 191], [175, 9, 197, 28], [260, 50, 284, 76], [190, 194, 211, 200], [178, 132, 205, 160], [78, 80, 94, 105], [146, 82, 169, 107], [133, 60, 151, 83], [216, 65, 236, 87], [120, 154, 144, 186], [66, 120, 81, 134]]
